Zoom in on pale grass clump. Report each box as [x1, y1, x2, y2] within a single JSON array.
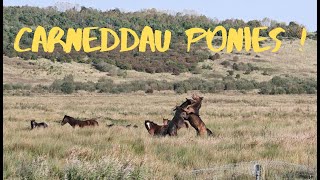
[[3, 93, 317, 179]]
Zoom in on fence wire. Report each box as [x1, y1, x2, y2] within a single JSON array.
[[181, 160, 316, 180]]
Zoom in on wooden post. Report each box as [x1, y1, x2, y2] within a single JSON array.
[[254, 163, 262, 180]]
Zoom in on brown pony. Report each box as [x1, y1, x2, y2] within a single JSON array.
[[144, 119, 168, 136], [180, 95, 214, 137], [185, 113, 213, 137], [183, 94, 203, 115], [61, 115, 99, 128]]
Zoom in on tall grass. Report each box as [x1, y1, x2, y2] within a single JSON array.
[[3, 93, 317, 179]]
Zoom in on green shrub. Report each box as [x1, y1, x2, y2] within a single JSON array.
[[209, 53, 220, 60], [3, 84, 13, 90], [96, 78, 114, 93], [93, 61, 113, 72], [61, 81, 75, 94], [224, 81, 236, 90], [227, 70, 234, 76], [235, 79, 256, 90], [221, 61, 231, 67], [202, 64, 212, 70], [243, 70, 251, 74]]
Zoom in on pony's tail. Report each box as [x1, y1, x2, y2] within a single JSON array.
[[206, 128, 214, 137]]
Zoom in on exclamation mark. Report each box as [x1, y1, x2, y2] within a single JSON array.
[[299, 28, 307, 52]]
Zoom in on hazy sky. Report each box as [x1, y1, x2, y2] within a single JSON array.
[[3, 0, 317, 31]]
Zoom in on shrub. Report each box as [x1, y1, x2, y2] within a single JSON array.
[[243, 70, 251, 74], [233, 56, 239, 61], [209, 53, 220, 60], [235, 74, 241, 79], [61, 81, 75, 94], [191, 67, 202, 74], [96, 78, 114, 93], [92, 61, 113, 72], [235, 79, 256, 90], [224, 81, 236, 90], [221, 61, 231, 68], [262, 71, 270, 75], [227, 70, 234, 76], [202, 64, 212, 70], [3, 84, 13, 90], [49, 80, 63, 93], [145, 88, 154, 94]]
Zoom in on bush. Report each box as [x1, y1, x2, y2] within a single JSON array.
[[96, 78, 114, 93], [191, 67, 202, 74], [224, 81, 236, 90], [221, 61, 231, 68], [243, 70, 251, 74], [61, 81, 75, 94], [262, 71, 270, 76], [3, 84, 13, 90], [235, 79, 256, 90], [227, 70, 234, 76], [145, 88, 154, 94], [49, 80, 63, 93], [259, 76, 317, 94], [233, 56, 239, 61], [209, 53, 220, 60], [202, 64, 212, 70], [235, 74, 241, 79]]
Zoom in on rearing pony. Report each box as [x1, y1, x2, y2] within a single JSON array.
[[61, 115, 99, 128], [182, 94, 214, 137]]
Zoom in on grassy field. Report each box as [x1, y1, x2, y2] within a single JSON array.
[[3, 92, 317, 179]]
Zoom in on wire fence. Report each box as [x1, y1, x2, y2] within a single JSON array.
[[180, 160, 316, 179]]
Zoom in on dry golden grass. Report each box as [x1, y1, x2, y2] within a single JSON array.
[[3, 92, 317, 179]]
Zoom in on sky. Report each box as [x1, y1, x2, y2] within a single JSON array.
[[3, 0, 317, 31]]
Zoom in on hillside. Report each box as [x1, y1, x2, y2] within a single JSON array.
[[3, 38, 317, 95], [3, 6, 313, 74]]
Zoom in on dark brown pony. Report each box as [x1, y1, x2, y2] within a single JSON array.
[[164, 98, 193, 136], [166, 106, 189, 136], [61, 115, 99, 128], [185, 113, 213, 137], [145, 119, 168, 136], [31, 120, 48, 129]]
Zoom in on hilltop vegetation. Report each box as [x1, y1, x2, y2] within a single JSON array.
[[3, 6, 313, 74]]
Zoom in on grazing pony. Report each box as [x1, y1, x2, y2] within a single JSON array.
[[61, 115, 99, 128], [30, 120, 48, 129], [144, 120, 168, 136]]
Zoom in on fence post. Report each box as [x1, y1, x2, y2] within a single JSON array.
[[254, 163, 262, 180]]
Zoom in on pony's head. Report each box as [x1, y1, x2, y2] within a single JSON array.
[[61, 115, 70, 126]]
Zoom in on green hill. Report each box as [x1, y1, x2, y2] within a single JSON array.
[[3, 6, 312, 74]]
